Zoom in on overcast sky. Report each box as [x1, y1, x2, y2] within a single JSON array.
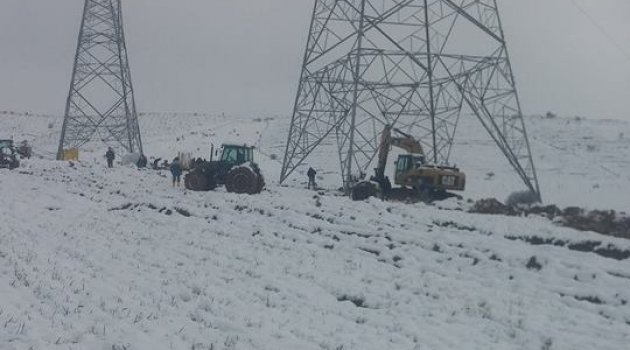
[[0, 0, 628, 120]]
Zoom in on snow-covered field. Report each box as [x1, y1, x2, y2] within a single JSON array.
[[1, 111, 629, 349]]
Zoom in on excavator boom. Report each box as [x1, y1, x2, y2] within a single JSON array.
[[390, 136, 424, 155]]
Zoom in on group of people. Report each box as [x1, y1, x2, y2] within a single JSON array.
[[104, 147, 183, 187], [104, 147, 319, 189]]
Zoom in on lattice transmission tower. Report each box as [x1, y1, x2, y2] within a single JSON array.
[[281, 0, 540, 198], [57, 0, 142, 159]]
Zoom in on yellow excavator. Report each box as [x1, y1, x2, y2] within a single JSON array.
[[351, 125, 466, 201]]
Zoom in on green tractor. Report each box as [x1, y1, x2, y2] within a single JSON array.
[[184, 144, 265, 194], [0, 140, 20, 170]]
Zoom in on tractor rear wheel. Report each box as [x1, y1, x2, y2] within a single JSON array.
[[225, 166, 264, 194]]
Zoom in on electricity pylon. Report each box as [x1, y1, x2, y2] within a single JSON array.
[[280, 0, 540, 199], [57, 0, 142, 159]]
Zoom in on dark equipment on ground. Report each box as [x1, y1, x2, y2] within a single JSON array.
[[351, 126, 466, 202], [137, 154, 148, 168], [0, 140, 20, 170], [16, 141, 32, 159], [184, 144, 265, 195]]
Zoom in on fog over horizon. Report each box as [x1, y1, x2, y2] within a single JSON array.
[[0, 0, 628, 120]]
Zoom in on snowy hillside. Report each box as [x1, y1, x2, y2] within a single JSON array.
[[2, 111, 629, 209], [1, 111, 630, 349]]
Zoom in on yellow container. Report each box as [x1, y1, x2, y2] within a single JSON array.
[[62, 148, 79, 161]]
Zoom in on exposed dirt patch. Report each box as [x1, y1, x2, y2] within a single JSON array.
[[175, 207, 192, 217], [433, 220, 477, 232], [526, 256, 543, 271], [574, 295, 604, 305], [471, 199, 630, 238], [506, 235, 630, 261], [336, 294, 369, 309]]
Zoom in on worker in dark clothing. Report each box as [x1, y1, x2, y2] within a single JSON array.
[[381, 176, 392, 201], [307, 167, 317, 190], [105, 147, 115, 168], [137, 154, 148, 168], [170, 157, 183, 187]]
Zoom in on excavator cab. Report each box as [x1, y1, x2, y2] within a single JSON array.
[[395, 154, 426, 175]]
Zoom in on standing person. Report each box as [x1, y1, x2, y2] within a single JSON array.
[[307, 167, 317, 190], [381, 176, 392, 201], [105, 147, 115, 168], [170, 157, 183, 187], [137, 154, 148, 168]]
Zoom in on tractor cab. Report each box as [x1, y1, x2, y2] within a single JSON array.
[[219, 144, 254, 167], [0, 140, 20, 170]]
